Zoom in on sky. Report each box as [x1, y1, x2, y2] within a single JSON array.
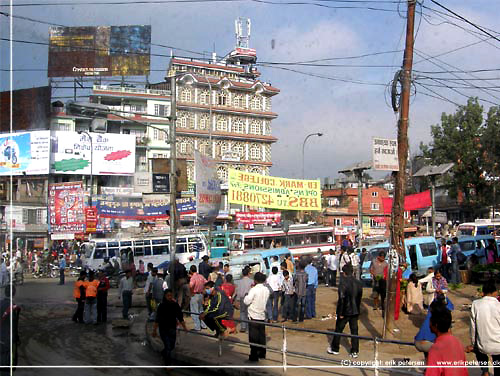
[[0, 0, 499, 181]]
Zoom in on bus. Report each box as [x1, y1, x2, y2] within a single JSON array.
[[81, 233, 209, 271], [229, 225, 335, 258], [457, 220, 500, 237]]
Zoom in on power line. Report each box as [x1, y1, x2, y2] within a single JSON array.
[[414, 68, 500, 74], [415, 81, 461, 106], [415, 75, 500, 82], [429, 0, 500, 43]]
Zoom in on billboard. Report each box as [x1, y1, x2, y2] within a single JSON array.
[[235, 212, 281, 226], [373, 138, 399, 171], [228, 169, 322, 211], [48, 25, 151, 77], [195, 151, 222, 224], [48, 182, 85, 233], [0, 131, 50, 175], [50, 131, 136, 175], [0, 86, 51, 132]]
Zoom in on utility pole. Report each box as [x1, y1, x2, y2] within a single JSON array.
[[384, 0, 416, 338], [169, 75, 178, 293]]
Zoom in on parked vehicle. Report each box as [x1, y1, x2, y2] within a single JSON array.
[[360, 236, 441, 285], [458, 235, 499, 264], [457, 220, 500, 237]]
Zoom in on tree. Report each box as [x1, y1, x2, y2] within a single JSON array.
[[420, 98, 488, 210], [481, 106, 500, 214]]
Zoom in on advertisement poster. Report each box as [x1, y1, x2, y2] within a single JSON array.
[[228, 169, 322, 211], [48, 182, 85, 233], [235, 212, 281, 226], [373, 138, 399, 171], [85, 207, 98, 233], [195, 151, 221, 224], [0, 131, 50, 175], [50, 131, 136, 175]]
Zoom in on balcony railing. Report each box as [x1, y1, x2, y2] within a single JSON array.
[[93, 85, 170, 96]]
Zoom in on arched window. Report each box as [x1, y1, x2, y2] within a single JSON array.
[[199, 90, 211, 105], [216, 116, 228, 132], [233, 94, 244, 108], [199, 114, 210, 130], [250, 95, 262, 111], [217, 90, 228, 106], [186, 112, 195, 129], [232, 117, 245, 133], [198, 141, 210, 156], [217, 166, 228, 182], [249, 144, 262, 161], [215, 141, 229, 159], [180, 88, 192, 103], [232, 142, 245, 158], [176, 112, 188, 128], [250, 119, 262, 135], [249, 166, 261, 174]]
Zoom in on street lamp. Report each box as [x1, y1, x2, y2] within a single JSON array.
[[302, 132, 323, 179]]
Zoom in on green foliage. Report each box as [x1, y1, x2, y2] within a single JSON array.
[[471, 263, 500, 273], [420, 98, 500, 209], [448, 283, 462, 291]]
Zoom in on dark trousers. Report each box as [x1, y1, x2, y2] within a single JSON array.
[[159, 328, 177, 366], [203, 314, 227, 336], [97, 292, 107, 323], [475, 349, 500, 376], [146, 293, 152, 315], [122, 291, 132, 319], [248, 319, 266, 361], [294, 295, 306, 322], [327, 269, 337, 287], [72, 298, 84, 323], [331, 314, 359, 354], [282, 294, 296, 320], [305, 285, 316, 318], [375, 279, 387, 312], [271, 291, 280, 321], [59, 269, 65, 285]]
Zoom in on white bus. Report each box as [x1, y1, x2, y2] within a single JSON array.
[[81, 233, 209, 271], [229, 225, 335, 258], [457, 219, 500, 238]]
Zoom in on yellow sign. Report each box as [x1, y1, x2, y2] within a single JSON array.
[[228, 169, 322, 211]]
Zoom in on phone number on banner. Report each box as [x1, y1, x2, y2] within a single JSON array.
[[229, 186, 321, 211]]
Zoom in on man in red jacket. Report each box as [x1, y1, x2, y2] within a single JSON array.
[[97, 271, 110, 323]]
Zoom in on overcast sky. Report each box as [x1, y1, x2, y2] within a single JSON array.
[[1, 0, 499, 180]]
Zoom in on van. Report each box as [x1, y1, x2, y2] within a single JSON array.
[[360, 236, 440, 285], [458, 235, 499, 263]]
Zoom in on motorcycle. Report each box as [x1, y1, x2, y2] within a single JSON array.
[[49, 263, 59, 279], [69, 265, 82, 277]]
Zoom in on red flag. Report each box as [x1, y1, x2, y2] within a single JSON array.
[[382, 190, 432, 214]]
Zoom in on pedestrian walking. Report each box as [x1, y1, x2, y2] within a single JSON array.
[[235, 266, 253, 333], [293, 261, 308, 322], [152, 289, 187, 366], [428, 270, 448, 300], [198, 255, 211, 280], [220, 274, 237, 334], [285, 254, 295, 274], [406, 273, 424, 314], [83, 270, 99, 324], [144, 262, 155, 318], [188, 265, 207, 331], [119, 269, 134, 320], [200, 281, 233, 338], [468, 281, 500, 376], [326, 249, 337, 287], [328, 264, 363, 358], [72, 271, 86, 323], [267, 266, 282, 322], [304, 257, 318, 319], [281, 270, 296, 322], [449, 237, 462, 284], [97, 271, 110, 323], [244, 272, 270, 362], [425, 306, 468, 376], [58, 254, 66, 285], [349, 249, 360, 280]]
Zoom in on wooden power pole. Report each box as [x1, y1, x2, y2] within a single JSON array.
[[384, 0, 417, 337]]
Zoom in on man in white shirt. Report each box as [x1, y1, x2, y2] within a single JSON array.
[[326, 249, 337, 287], [418, 267, 435, 307], [243, 272, 270, 362], [468, 281, 500, 373], [267, 266, 282, 322], [349, 249, 360, 280]]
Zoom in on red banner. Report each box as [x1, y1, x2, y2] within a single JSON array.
[[235, 212, 281, 225], [48, 182, 85, 233], [85, 207, 98, 233], [382, 190, 432, 215]]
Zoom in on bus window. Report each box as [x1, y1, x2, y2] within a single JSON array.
[[134, 240, 145, 256], [152, 239, 169, 255], [243, 239, 252, 250], [94, 247, 105, 259], [457, 226, 474, 236], [177, 237, 187, 243], [408, 245, 418, 270], [264, 239, 272, 249], [459, 241, 475, 252], [143, 240, 152, 256], [274, 236, 286, 247], [189, 242, 203, 253], [319, 233, 330, 244], [120, 241, 132, 247], [108, 241, 119, 259], [289, 234, 304, 246], [214, 238, 225, 247], [420, 242, 437, 257], [176, 243, 187, 253], [252, 238, 265, 249], [308, 234, 319, 245]]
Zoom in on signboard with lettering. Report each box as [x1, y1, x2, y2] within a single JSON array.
[[85, 206, 98, 233], [372, 138, 399, 171], [48, 182, 85, 233], [152, 174, 170, 193], [228, 169, 322, 211], [195, 151, 221, 224], [0, 131, 50, 175]]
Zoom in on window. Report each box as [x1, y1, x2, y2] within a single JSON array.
[[180, 88, 192, 102], [217, 91, 228, 106], [199, 114, 210, 130], [217, 166, 228, 182], [371, 203, 380, 210], [177, 113, 187, 128], [233, 94, 244, 108], [154, 104, 168, 117], [232, 117, 245, 133], [179, 140, 193, 155], [199, 90, 211, 105], [216, 116, 228, 132], [420, 242, 438, 257], [249, 145, 261, 160], [371, 191, 378, 197], [53, 122, 71, 131], [153, 128, 166, 141], [250, 120, 262, 135], [232, 142, 244, 158], [250, 95, 262, 110], [333, 218, 341, 226], [130, 104, 146, 113]]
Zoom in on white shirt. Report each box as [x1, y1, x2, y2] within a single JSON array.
[[326, 254, 337, 271], [350, 253, 360, 267], [267, 273, 282, 292], [243, 283, 270, 321], [339, 253, 351, 270], [471, 296, 500, 355]]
